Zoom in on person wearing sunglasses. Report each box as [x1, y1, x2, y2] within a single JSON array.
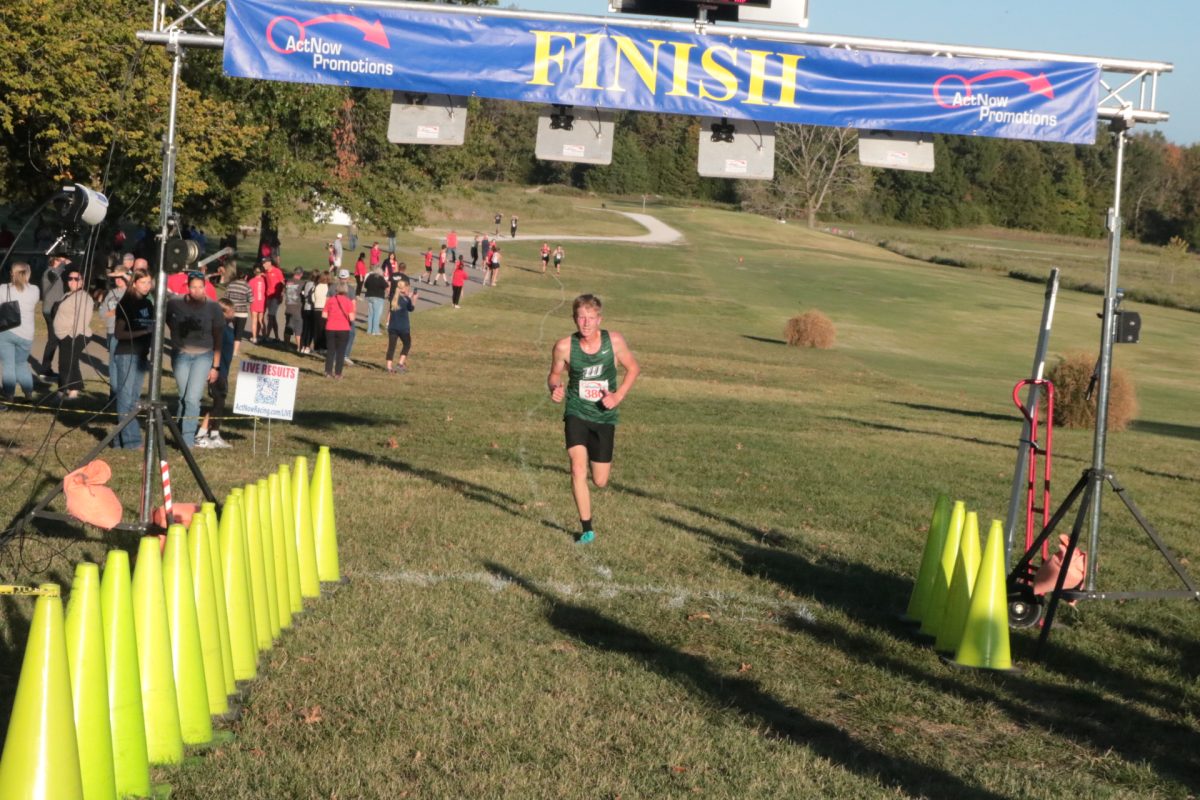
[[51, 268, 95, 400]]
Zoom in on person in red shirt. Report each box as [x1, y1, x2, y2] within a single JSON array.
[[354, 252, 368, 295], [248, 265, 267, 344], [451, 257, 467, 308], [321, 279, 356, 378], [422, 247, 434, 284], [446, 229, 458, 263], [166, 270, 189, 296], [437, 245, 449, 286], [264, 258, 285, 341], [369, 242, 381, 268]]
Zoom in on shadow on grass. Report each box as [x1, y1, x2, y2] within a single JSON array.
[[485, 561, 1010, 800], [1130, 419, 1200, 442], [890, 401, 1017, 425], [740, 335, 787, 346], [661, 515, 908, 627], [785, 614, 1200, 793], [828, 415, 1056, 457], [662, 508, 1200, 788], [292, 437, 574, 537]]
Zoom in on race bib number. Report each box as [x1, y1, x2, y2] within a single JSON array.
[[579, 380, 608, 402]]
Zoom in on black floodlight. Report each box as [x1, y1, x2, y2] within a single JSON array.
[[710, 119, 737, 143], [549, 105, 576, 131]]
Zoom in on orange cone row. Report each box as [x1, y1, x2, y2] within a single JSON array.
[[0, 447, 341, 799], [904, 494, 1012, 671]]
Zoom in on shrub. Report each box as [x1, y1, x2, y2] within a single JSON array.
[[785, 311, 836, 349], [1044, 351, 1138, 431]]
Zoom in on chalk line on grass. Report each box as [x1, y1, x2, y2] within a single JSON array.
[[358, 569, 817, 625]]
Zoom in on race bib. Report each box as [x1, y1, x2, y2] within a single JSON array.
[[579, 380, 608, 402]]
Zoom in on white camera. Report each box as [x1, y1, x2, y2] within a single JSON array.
[[57, 184, 109, 228]]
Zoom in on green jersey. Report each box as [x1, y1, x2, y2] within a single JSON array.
[[564, 330, 619, 425]]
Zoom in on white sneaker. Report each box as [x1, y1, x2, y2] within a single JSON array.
[[207, 431, 232, 449], [343, 357, 354, 366], [192, 435, 211, 449]]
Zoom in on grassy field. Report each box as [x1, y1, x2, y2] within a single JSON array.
[[2, 196, 1199, 798], [836, 220, 1200, 313]]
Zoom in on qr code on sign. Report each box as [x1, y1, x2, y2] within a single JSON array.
[[255, 377, 280, 406]]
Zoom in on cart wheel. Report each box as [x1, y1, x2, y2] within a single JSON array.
[[1008, 597, 1043, 628]]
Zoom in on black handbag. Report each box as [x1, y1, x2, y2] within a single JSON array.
[[0, 286, 21, 333]]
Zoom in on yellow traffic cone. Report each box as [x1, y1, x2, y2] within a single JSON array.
[[935, 512, 983, 654], [228, 487, 259, 655], [311, 446, 342, 582], [902, 494, 951, 623], [261, 476, 292, 631], [187, 515, 229, 717], [161, 524, 213, 745], [279, 464, 304, 606], [243, 482, 277, 647], [272, 471, 302, 614], [920, 501, 965, 638], [99, 550, 152, 798], [954, 519, 1014, 671], [291, 456, 320, 598], [65, 563, 118, 800], [131, 536, 184, 765], [219, 495, 258, 681], [202, 502, 236, 697], [0, 585, 84, 799]]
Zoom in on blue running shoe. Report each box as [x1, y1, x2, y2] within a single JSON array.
[[577, 530, 595, 544]]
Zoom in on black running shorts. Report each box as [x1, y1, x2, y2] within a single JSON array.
[[564, 415, 615, 463]]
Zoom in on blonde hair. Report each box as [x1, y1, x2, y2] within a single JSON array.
[[9, 262, 31, 291]]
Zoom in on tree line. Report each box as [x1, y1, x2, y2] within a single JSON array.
[[1, 0, 1196, 251]]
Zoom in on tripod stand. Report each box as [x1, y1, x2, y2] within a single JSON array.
[[11, 398, 217, 536], [1006, 119, 1200, 658], [8, 38, 217, 539]]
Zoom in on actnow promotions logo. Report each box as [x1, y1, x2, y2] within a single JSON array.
[[932, 69, 1055, 109], [266, 13, 390, 54]]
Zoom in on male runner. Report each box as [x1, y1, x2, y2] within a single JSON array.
[[548, 294, 640, 544]]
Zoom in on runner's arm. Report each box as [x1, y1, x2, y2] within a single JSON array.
[[547, 337, 570, 403], [600, 331, 640, 410]]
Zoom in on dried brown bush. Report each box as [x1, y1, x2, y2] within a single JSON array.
[[784, 311, 836, 349], [1044, 351, 1138, 431]]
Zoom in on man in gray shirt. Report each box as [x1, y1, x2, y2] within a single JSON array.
[[166, 272, 223, 447]]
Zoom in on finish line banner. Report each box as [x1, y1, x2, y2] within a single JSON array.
[[223, 0, 1099, 144]]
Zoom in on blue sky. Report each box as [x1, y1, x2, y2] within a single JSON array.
[[511, 1, 1197, 145]]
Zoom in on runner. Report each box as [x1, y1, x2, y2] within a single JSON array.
[[553, 245, 565, 276], [510, 214, 519, 239], [540, 242, 550, 274], [423, 247, 435, 284], [437, 244, 449, 286], [483, 244, 501, 287], [547, 294, 640, 544]]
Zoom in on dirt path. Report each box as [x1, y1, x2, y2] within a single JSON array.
[[413, 208, 683, 311]]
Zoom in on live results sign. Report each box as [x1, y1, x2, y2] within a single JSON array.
[[224, 0, 1099, 144]]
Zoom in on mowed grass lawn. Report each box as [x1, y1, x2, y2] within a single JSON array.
[[2, 197, 1199, 798]]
